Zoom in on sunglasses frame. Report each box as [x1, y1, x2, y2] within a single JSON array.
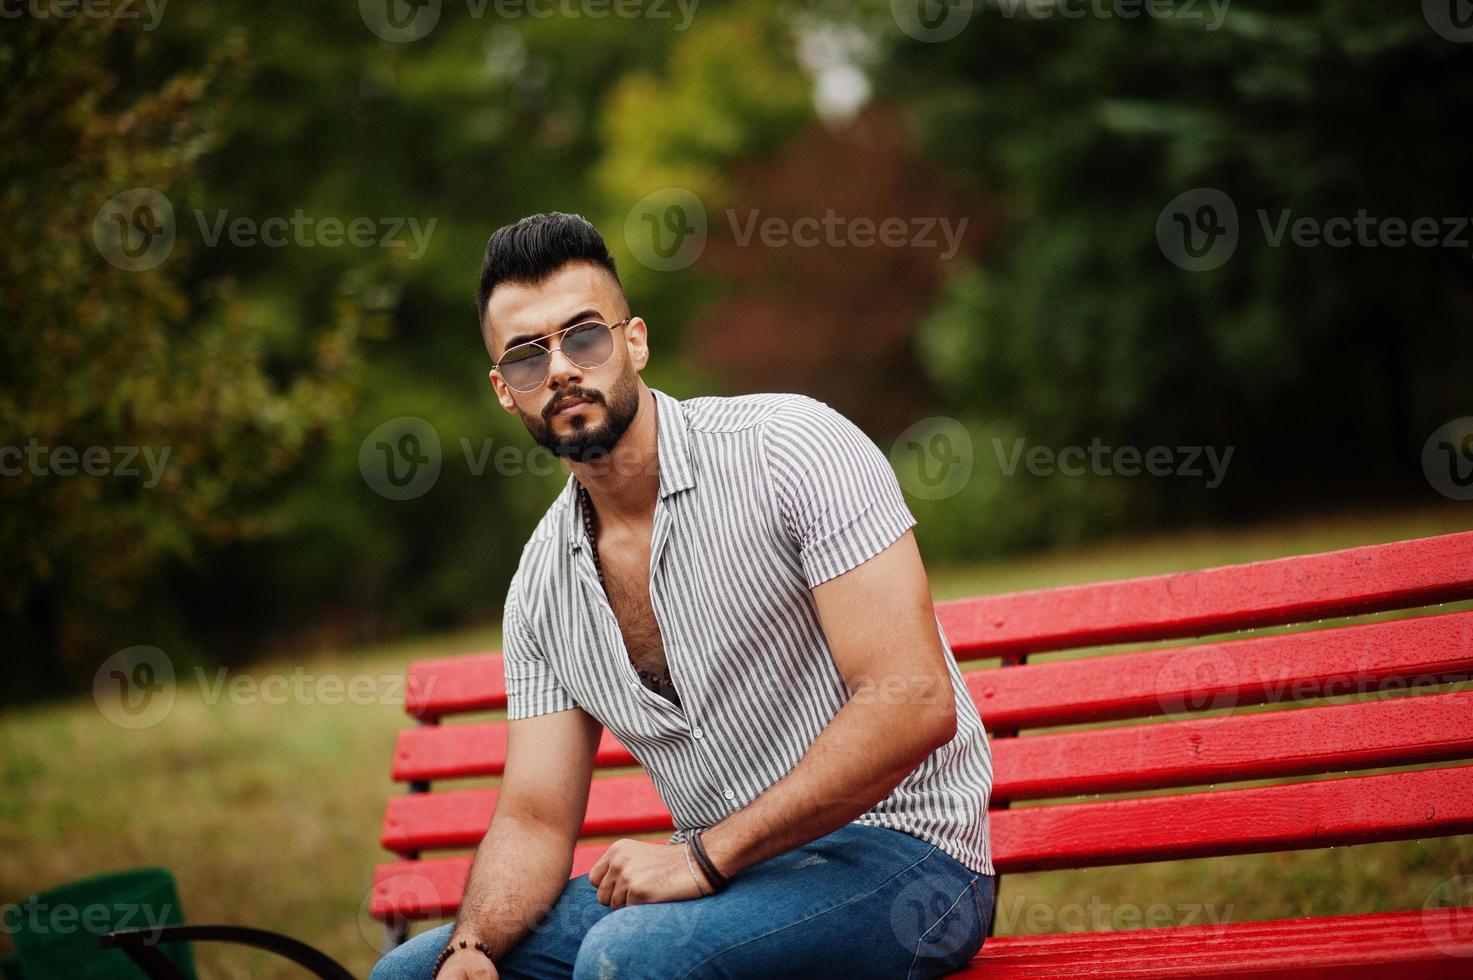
[[493, 317, 632, 392]]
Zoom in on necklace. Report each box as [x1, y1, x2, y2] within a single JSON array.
[[577, 481, 681, 707]]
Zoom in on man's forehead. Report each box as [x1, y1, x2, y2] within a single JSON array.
[[488, 264, 620, 348]]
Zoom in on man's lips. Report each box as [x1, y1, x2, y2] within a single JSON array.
[[553, 396, 595, 416]]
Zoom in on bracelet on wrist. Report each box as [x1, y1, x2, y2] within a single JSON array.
[[432, 937, 495, 978], [682, 841, 710, 896], [689, 829, 730, 893]]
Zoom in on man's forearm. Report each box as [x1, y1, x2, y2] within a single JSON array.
[[449, 812, 574, 959], [698, 692, 953, 880]]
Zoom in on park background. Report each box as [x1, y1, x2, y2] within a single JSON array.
[[3, 1, 1472, 976]]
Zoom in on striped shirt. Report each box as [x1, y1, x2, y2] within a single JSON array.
[[502, 387, 995, 876]]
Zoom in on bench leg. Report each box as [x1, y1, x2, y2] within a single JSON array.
[[384, 915, 411, 953]]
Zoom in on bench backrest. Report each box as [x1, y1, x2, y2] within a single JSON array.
[[371, 530, 1473, 925]]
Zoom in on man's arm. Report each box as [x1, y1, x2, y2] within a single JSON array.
[[698, 527, 957, 879], [440, 705, 601, 975]]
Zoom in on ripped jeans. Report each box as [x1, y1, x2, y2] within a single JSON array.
[[370, 822, 995, 980]]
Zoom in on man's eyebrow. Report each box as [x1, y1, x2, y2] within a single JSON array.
[[502, 309, 604, 351]]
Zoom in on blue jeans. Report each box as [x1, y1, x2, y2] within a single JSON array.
[[370, 823, 995, 980]]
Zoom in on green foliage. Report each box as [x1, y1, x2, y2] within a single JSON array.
[[8, 0, 1470, 694], [872, 2, 1472, 555], [0, 19, 375, 693]]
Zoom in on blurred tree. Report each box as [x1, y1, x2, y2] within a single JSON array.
[[0, 18, 376, 699], [860, 1, 1473, 553]]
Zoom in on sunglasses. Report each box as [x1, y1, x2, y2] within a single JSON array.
[[493, 318, 631, 392]]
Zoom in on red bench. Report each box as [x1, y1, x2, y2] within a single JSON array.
[[369, 529, 1473, 976]]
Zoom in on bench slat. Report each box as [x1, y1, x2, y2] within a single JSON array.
[[992, 688, 1473, 803], [405, 654, 506, 721], [381, 776, 670, 855], [964, 908, 1471, 978], [941, 530, 1473, 658], [402, 533, 1473, 719], [968, 609, 1473, 731], [993, 763, 1473, 872], [393, 724, 634, 782]]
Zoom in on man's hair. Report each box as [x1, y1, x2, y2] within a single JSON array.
[[476, 212, 622, 349]]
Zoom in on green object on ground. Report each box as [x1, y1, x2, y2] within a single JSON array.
[[8, 868, 197, 980]]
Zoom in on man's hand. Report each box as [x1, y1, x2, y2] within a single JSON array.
[[588, 839, 709, 908], [437, 947, 499, 980]]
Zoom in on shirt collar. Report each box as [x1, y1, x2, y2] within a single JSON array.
[[565, 386, 696, 554]]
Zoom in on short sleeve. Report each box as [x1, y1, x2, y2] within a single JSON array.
[[761, 395, 918, 589], [501, 581, 578, 720]]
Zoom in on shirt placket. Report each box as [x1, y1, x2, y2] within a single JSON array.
[[649, 494, 741, 817]]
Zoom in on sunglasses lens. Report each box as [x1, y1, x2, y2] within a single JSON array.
[[562, 321, 613, 368], [499, 345, 548, 390]]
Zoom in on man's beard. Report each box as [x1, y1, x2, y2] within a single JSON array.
[[520, 372, 641, 463]]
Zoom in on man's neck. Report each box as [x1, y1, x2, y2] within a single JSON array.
[[567, 384, 660, 528]]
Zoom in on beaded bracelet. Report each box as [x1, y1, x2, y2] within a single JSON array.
[[689, 829, 730, 893], [431, 937, 495, 978]]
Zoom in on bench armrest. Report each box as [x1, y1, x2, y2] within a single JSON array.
[[98, 924, 355, 980]]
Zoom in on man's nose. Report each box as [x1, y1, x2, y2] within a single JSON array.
[[545, 345, 582, 387]]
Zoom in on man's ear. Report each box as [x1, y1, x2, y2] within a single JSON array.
[[625, 316, 651, 372], [488, 369, 518, 414]]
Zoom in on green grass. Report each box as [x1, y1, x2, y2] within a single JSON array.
[[2, 505, 1470, 977]]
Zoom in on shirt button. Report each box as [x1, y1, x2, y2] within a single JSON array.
[[693, 727, 704, 739], [723, 789, 735, 801]]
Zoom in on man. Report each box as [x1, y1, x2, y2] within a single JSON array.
[[371, 213, 995, 980]]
